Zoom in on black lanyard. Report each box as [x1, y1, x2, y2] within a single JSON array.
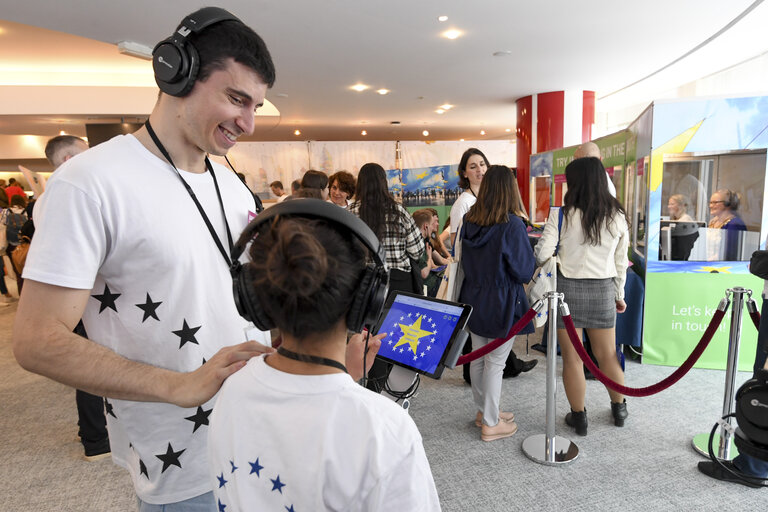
[[277, 346, 348, 373], [144, 120, 234, 267]]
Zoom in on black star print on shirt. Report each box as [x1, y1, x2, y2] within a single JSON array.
[[155, 443, 185, 473], [139, 459, 149, 479], [136, 293, 162, 322], [92, 284, 120, 313], [184, 406, 212, 433], [104, 399, 116, 418], [172, 320, 201, 349]]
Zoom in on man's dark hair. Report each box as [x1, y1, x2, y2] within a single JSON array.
[[291, 179, 301, 193], [189, 18, 276, 87], [8, 178, 17, 185], [270, 181, 284, 190]]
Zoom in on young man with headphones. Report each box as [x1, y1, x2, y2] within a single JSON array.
[[14, 8, 308, 510], [212, 199, 440, 511]]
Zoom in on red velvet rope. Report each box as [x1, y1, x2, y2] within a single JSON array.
[[749, 309, 761, 331], [455, 307, 538, 366], [561, 310, 726, 397]]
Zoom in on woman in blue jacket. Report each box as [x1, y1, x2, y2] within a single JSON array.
[[459, 165, 535, 442]]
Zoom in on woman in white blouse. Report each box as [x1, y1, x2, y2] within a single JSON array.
[[534, 157, 629, 436]]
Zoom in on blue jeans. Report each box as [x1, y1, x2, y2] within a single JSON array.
[[732, 297, 768, 478], [137, 491, 215, 511]]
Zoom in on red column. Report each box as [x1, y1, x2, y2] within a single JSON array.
[[516, 90, 595, 220], [516, 95, 532, 210]]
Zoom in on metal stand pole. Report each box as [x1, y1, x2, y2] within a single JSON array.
[[692, 288, 746, 458], [522, 291, 579, 466], [380, 365, 418, 412]]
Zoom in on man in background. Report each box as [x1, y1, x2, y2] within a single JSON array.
[[270, 180, 288, 202], [573, 141, 616, 197], [44, 135, 112, 461]]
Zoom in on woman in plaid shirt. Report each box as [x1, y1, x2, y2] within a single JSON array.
[[348, 163, 425, 393]]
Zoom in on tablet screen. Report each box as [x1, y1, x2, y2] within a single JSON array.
[[373, 291, 471, 378]]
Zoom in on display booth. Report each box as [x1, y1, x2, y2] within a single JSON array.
[[529, 95, 768, 370]]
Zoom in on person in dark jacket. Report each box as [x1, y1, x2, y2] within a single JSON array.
[[459, 165, 535, 442]]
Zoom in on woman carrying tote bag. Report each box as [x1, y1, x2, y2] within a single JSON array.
[[534, 157, 629, 436]]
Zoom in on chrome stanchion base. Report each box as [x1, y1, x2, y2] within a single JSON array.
[[691, 433, 739, 459], [522, 434, 579, 466]]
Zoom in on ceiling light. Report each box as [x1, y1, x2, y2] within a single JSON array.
[[437, 15, 448, 22], [480, 130, 486, 135], [361, 130, 367, 136], [59, 130, 66, 135], [117, 41, 153, 60], [376, 89, 390, 95], [294, 129, 301, 136], [459, 139, 465, 142], [350, 83, 370, 92], [505, 128, 511, 132], [439, 104, 453, 110], [423, 130, 430, 136], [275, 93, 289, 98], [493, 51, 512, 57], [435, 109, 445, 114], [441, 29, 463, 40]]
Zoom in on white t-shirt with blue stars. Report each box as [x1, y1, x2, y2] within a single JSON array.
[[208, 355, 441, 511]]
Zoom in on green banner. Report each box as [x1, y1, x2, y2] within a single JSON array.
[[643, 272, 760, 371], [551, 130, 630, 175]]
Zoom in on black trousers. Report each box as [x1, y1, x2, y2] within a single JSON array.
[[73, 321, 108, 446]]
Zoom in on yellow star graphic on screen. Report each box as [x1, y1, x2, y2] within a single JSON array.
[[393, 315, 435, 355], [694, 265, 733, 274]]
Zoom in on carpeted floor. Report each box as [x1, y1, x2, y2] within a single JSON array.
[[0, 277, 763, 510]]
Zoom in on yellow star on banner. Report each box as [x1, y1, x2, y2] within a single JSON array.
[[693, 265, 733, 274], [394, 315, 435, 355]]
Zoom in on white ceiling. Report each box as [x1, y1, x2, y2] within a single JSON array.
[[1, 0, 768, 141]]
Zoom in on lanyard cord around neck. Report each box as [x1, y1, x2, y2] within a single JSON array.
[[144, 120, 234, 267], [276, 346, 348, 373]]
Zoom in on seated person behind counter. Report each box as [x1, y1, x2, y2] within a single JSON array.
[[209, 201, 440, 511], [708, 189, 746, 261], [661, 194, 700, 261]]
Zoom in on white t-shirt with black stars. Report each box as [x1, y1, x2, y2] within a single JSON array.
[[24, 134, 260, 504]]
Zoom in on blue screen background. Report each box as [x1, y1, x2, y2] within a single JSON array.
[[375, 295, 464, 375]]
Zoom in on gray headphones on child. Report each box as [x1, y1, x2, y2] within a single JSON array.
[[230, 199, 389, 333]]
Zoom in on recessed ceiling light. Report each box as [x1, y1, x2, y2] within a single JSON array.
[[439, 104, 453, 110], [361, 130, 367, 136], [493, 51, 512, 57], [376, 89, 390, 95], [59, 130, 66, 135], [437, 15, 448, 22], [459, 139, 465, 142], [422, 130, 430, 136], [441, 29, 462, 40], [435, 109, 445, 114], [294, 129, 301, 136], [350, 83, 370, 92], [505, 128, 511, 132], [480, 130, 486, 135]]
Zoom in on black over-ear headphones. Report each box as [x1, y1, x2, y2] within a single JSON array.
[[734, 368, 768, 460], [230, 199, 390, 333], [152, 7, 240, 97]]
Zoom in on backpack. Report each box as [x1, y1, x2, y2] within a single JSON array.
[[6, 210, 27, 246]]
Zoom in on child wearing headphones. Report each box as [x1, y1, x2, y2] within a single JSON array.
[[208, 203, 440, 511]]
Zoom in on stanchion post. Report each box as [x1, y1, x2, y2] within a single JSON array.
[[692, 289, 746, 459], [522, 291, 578, 466], [719, 287, 746, 458]]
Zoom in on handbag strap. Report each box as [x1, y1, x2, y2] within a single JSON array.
[[554, 207, 564, 256]]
